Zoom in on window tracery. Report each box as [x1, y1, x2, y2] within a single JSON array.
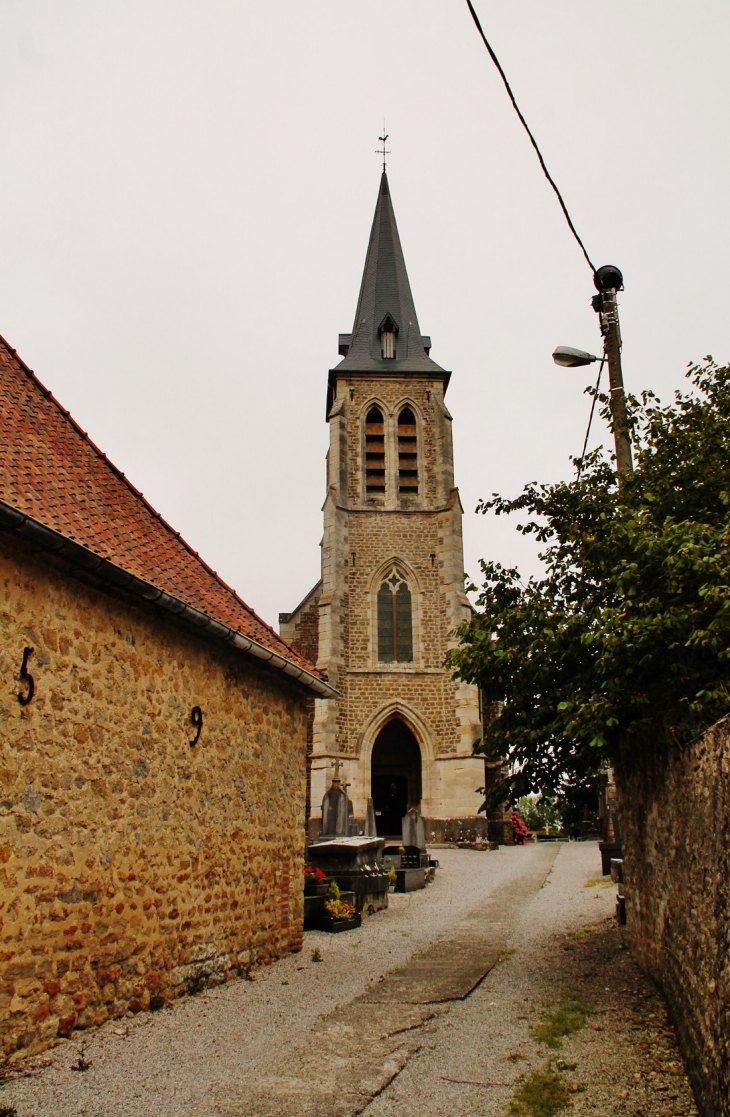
[[377, 567, 413, 662]]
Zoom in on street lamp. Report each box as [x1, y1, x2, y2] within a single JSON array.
[[553, 265, 633, 483], [552, 346, 599, 368]]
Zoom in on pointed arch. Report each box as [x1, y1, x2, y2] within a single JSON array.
[[378, 313, 399, 359], [377, 569, 412, 662], [366, 554, 422, 594], [363, 403, 386, 495], [357, 701, 437, 772], [397, 404, 419, 495], [367, 557, 422, 666]]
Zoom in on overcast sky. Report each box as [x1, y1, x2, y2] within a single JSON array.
[[1, 2, 728, 628]]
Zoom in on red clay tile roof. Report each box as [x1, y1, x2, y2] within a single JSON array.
[[0, 333, 322, 679]]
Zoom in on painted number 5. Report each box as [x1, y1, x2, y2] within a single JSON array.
[[18, 646, 34, 706]]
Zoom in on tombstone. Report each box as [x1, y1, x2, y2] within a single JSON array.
[[364, 797, 377, 837], [402, 807, 426, 851], [321, 782, 349, 836]]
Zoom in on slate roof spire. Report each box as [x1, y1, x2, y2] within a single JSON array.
[[334, 173, 445, 374]]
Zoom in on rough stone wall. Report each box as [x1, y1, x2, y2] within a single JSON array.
[[617, 721, 730, 1116], [341, 377, 450, 510], [0, 535, 307, 1062], [279, 584, 321, 666], [346, 512, 448, 669], [338, 675, 460, 759]]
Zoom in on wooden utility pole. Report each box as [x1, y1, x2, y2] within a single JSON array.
[[593, 266, 633, 482]]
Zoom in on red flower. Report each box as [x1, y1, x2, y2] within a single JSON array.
[[510, 810, 529, 845]]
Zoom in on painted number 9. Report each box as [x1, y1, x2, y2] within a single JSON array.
[[189, 705, 203, 747]]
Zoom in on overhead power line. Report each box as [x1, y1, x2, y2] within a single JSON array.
[[577, 355, 605, 478], [464, 0, 596, 275]]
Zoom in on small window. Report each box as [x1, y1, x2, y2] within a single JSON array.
[[365, 406, 385, 494], [377, 568, 413, 662], [379, 314, 398, 360], [398, 407, 418, 495]]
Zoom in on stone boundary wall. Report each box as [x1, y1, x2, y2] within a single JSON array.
[[0, 536, 307, 1062], [423, 816, 489, 844], [617, 719, 730, 1117]]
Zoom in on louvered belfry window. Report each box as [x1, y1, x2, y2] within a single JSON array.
[[398, 407, 418, 494], [381, 330, 395, 359], [377, 568, 413, 663], [379, 313, 397, 359], [365, 406, 386, 494]]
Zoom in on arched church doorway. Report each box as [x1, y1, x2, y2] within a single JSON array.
[[370, 719, 422, 837]]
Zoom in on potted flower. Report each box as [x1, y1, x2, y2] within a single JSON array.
[[304, 866, 328, 895], [320, 881, 361, 932]]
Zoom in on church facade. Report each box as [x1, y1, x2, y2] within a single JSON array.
[[280, 173, 485, 839]]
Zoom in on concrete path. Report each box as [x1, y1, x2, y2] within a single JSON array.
[[0, 843, 699, 1117]]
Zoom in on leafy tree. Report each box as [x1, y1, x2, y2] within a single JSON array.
[[449, 360, 730, 801], [516, 794, 562, 832]]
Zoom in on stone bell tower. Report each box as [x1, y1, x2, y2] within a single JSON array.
[[280, 172, 485, 840]]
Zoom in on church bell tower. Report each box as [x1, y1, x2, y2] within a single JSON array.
[[280, 172, 484, 839]]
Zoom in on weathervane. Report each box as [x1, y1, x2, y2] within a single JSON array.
[[376, 129, 390, 173]]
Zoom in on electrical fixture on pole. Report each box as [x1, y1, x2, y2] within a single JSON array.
[[592, 265, 632, 478], [553, 265, 633, 485]]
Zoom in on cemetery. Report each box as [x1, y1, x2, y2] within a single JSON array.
[[303, 767, 439, 932]]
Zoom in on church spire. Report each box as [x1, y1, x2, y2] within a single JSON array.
[[335, 173, 445, 373]]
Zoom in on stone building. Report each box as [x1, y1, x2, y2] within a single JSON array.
[[280, 173, 485, 839], [0, 334, 334, 1060]]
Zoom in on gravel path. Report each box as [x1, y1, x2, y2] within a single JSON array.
[[0, 842, 699, 1116], [365, 842, 699, 1117]]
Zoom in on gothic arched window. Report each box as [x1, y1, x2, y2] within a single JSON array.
[[377, 568, 413, 663], [365, 406, 386, 494], [398, 407, 418, 495]]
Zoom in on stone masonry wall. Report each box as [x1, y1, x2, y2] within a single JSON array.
[[0, 535, 307, 1062], [617, 721, 730, 1116], [279, 585, 321, 667]]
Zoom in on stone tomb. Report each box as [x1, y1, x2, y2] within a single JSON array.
[[307, 836, 389, 916]]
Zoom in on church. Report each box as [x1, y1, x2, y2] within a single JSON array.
[[280, 172, 486, 840]]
